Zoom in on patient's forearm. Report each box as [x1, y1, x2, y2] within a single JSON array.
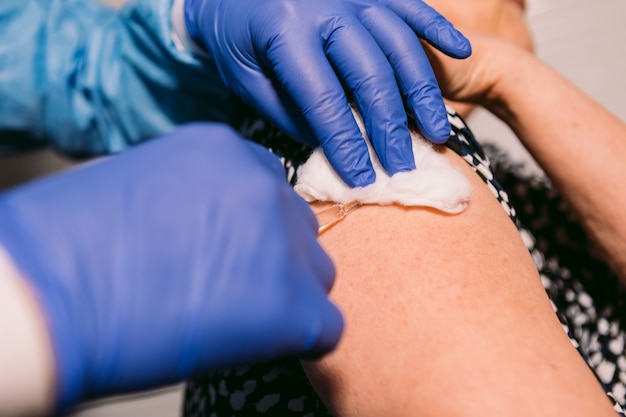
[[302, 150, 616, 416], [486, 50, 626, 283], [0, 247, 54, 417]]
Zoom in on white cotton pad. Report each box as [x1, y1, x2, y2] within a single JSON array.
[[294, 110, 472, 214]]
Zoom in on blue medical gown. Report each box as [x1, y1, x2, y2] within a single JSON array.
[[0, 0, 236, 155]]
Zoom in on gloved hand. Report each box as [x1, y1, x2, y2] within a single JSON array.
[[0, 123, 342, 412], [183, 0, 471, 187]]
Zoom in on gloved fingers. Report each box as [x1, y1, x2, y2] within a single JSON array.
[[229, 69, 320, 148], [238, 140, 323, 239], [299, 295, 344, 357], [291, 222, 340, 356], [324, 14, 416, 173], [275, 257, 342, 358], [356, 5, 450, 143], [244, 138, 292, 179], [283, 189, 327, 246], [302, 216, 336, 291], [379, 0, 471, 59], [251, 276, 343, 360], [262, 28, 375, 187]]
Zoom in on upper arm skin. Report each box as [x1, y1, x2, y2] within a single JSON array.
[[303, 149, 616, 417]]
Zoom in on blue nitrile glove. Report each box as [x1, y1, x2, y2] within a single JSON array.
[[182, 0, 471, 187], [0, 123, 342, 413]]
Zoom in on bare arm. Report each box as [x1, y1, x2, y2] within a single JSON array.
[[302, 149, 616, 416], [487, 45, 626, 282], [427, 34, 626, 283]]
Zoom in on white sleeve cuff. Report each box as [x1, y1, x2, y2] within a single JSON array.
[[0, 246, 54, 416], [171, 0, 209, 57]]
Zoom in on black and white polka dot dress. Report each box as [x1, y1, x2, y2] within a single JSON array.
[[183, 109, 626, 416]]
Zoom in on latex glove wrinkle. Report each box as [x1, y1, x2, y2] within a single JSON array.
[[184, 0, 471, 186]]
